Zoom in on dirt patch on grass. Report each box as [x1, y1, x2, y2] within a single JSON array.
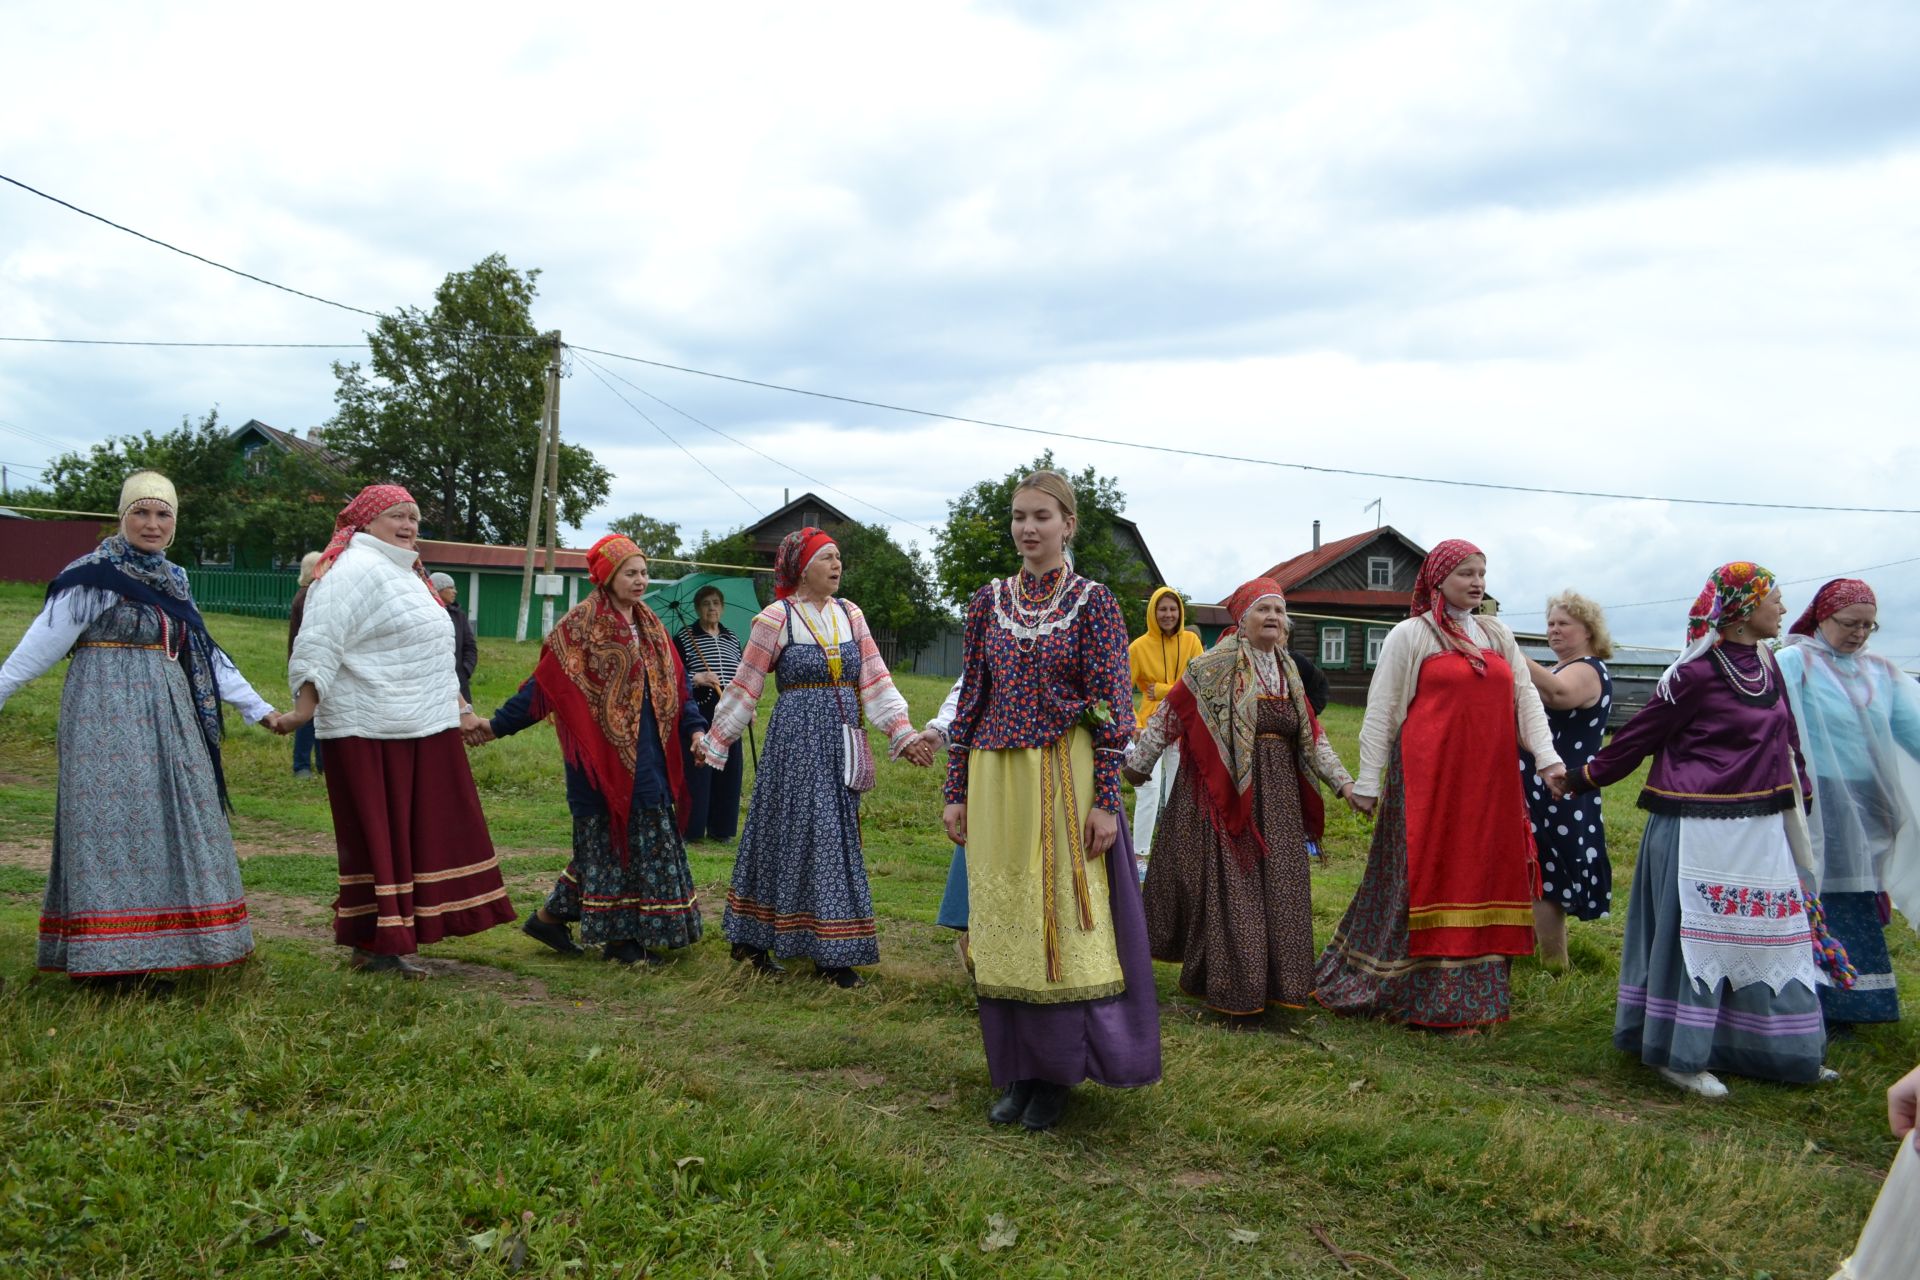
[[0, 840, 50, 871]]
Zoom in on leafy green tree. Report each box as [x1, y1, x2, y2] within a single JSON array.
[[40, 408, 343, 566], [687, 525, 770, 602], [834, 521, 950, 659], [325, 254, 611, 544], [608, 512, 683, 561], [932, 450, 1155, 635]]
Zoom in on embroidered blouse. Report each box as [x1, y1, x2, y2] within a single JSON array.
[[1571, 643, 1811, 818], [943, 566, 1136, 812], [703, 596, 913, 763]]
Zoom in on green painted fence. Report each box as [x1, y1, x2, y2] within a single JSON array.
[[185, 567, 299, 619]]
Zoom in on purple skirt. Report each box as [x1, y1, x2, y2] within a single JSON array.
[[977, 815, 1163, 1090]]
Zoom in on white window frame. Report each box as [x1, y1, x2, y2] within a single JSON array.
[[1320, 624, 1347, 667], [198, 543, 234, 568], [1366, 626, 1389, 667], [1367, 556, 1393, 589]]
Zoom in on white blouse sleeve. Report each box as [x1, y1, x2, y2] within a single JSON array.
[[1495, 623, 1562, 770], [213, 648, 275, 724], [1354, 621, 1425, 797], [0, 592, 111, 710], [923, 677, 966, 748]]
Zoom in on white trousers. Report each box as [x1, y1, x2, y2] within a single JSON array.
[[1131, 742, 1180, 876]]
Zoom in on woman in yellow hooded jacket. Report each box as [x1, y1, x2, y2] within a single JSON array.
[[1129, 586, 1205, 879]]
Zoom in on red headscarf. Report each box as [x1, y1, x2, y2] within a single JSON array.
[[1789, 578, 1875, 637], [316, 483, 435, 597], [774, 526, 835, 601], [1220, 577, 1285, 637], [1685, 561, 1777, 643], [1410, 538, 1487, 674], [587, 533, 644, 587]]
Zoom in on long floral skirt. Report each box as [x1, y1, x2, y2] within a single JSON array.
[[323, 730, 516, 953], [39, 631, 253, 977], [1313, 747, 1512, 1028], [544, 804, 703, 949]]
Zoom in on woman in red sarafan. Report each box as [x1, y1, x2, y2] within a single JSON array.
[[1313, 539, 1564, 1028]]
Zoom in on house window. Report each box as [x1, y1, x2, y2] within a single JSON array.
[[1367, 556, 1393, 589], [198, 543, 234, 568], [1320, 625, 1347, 667], [1366, 626, 1389, 667]]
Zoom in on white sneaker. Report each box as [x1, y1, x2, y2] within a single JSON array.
[[1658, 1067, 1730, 1098], [1817, 1066, 1841, 1084]]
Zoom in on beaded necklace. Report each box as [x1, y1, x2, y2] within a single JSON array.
[[1710, 642, 1773, 702], [1000, 565, 1076, 652], [792, 597, 845, 682]]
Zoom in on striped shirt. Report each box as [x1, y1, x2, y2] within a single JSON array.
[[675, 623, 743, 688]]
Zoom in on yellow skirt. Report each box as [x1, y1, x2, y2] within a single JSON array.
[[967, 728, 1124, 1003]]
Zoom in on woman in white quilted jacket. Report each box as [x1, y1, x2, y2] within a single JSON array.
[[284, 484, 516, 976]]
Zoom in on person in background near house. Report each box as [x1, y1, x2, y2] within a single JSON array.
[[430, 571, 478, 706], [1315, 539, 1564, 1030], [1567, 563, 1835, 1098], [1519, 590, 1614, 970], [943, 469, 1160, 1131], [1292, 647, 1331, 716], [703, 527, 924, 989], [1126, 579, 1358, 1021], [673, 584, 746, 842], [468, 536, 709, 967], [0, 469, 286, 982], [1128, 586, 1204, 880], [289, 550, 325, 777], [1775, 578, 1920, 1033], [907, 675, 971, 968], [284, 484, 515, 978]]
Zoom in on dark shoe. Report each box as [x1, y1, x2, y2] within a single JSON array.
[[350, 948, 401, 974], [641, 948, 672, 968], [988, 1080, 1037, 1126], [602, 940, 642, 966], [731, 943, 787, 975], [524, 915, 584, 956], [393, 954, 431, 981], [817, 966, 866, 989], [1021, 1081, 1069, 1131]]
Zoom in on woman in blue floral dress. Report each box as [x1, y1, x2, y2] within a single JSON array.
[[702, 527, 921, 988]]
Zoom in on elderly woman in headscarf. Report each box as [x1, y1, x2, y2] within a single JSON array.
[[1124, 579, 1357, 1020], [0, 470, 283, 980], [702, 527, 921, 988], [468, 535, 709, 966], [1568, 563, 1835, 1096], [1775, 578, 1920, 1031], [283, 484, 515, 976], [1315, 539, 1563, 1029]]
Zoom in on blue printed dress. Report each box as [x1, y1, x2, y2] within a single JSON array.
[[706, 599, 914, 969], [1520, 657, 1613, 920]]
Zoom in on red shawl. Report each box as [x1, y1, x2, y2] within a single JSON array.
[[534, 591, 692, 852]]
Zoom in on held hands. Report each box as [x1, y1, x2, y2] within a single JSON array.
[[692, 732, 723, 770], [900, 731, 936, 768], [1084, 806, 1117, 859], [1347, 788, 1377, 818], [1540, 762, 1570, 801], [460, 712, 495, 747], [258, 710, 294, 736], [942, 802, 967, 846], [1121, 765, 1150, 787]]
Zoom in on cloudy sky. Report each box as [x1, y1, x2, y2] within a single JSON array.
[[4, 1, 1918, 659]]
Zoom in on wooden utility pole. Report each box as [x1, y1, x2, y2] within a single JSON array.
[[515, 331, 562, 642], [540, 335, 564, 637]]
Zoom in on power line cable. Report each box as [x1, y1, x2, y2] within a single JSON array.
[[575, 353, 934, 534], [0, 419, 73, 451], [573, 356, 761, 518], [0, 336, 368, 349], [1503, 553, 1920, 619], [567, 342, 1920, 516], [0, 459, 48, 473]]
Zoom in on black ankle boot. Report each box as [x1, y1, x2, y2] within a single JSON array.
[[523, 914, 584, 956], [988, 1080, 1036, 1125], [1021, 1081, 1069, 1131], [730, 943, 786, 975], [816, 966, 866, 989]]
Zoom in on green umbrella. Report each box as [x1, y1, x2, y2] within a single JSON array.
[[644, 573, 762, 640]]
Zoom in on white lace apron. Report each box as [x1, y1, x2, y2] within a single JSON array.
[[1676, 814, 1822, 995]]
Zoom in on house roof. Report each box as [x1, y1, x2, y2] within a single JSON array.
[[1257, 524, 1426, 592], [1110, 513, 1169, 592], [231, 419, 353, 479], [417, 538, 590, 573], [744, 491, 846, 537]]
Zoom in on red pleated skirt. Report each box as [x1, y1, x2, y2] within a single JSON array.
[[322, 729, 517, 953]]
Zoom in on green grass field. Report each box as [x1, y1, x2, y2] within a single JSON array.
[[0, 579, 1914, 1278]]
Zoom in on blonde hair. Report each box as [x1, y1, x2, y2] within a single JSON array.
[[1547, 589, 1613, 661], [1014, 469, 1078, 543], [297, 550, 324, 588]]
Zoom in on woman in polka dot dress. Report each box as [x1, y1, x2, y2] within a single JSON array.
[[1521, 591, 1614, 969]]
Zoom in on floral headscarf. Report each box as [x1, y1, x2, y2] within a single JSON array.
[[773, 526, 835, 601], [315, 483, 437, 598], [1789, 578, 1875, 638], [1220, 577, 1285, 637], [587, 533, 644, 587], [1685, 561, 1778, 644], [1410, 538, 1487, 674]]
